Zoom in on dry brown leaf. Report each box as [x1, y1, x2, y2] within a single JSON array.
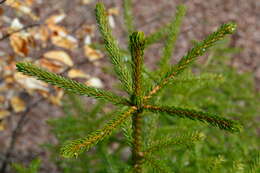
[[82, 24, 95, 36], [4, 75, 15, 84], [81, 0, 93, 5], [107, 8, 119, 28], [0, 95, 4, 104], [84, 25, 95, 35], [51, 35, 78, 50], [0, 58, 6, 70], [48, 24, 68, 36], [0, 83, 9, 92], [0, 109, 10, 119], [33, 26, 50, 43], [14, 72, 49, 92], [76, 24, 95, 41], [0, 7, 4, 16], [45, 13, 66, 24], [10, 33, 35, 57], [84, 45, 103, 61], [48, 89, 64, 106], [44, 50, 73, 66], [3, 62, 15, 76], [37, 90, 49, 98], [80, 25, 95, 45], [68, 69, 90, 79], [48, 24, 78, 49], [84, 35, 92, 45], [25, 0, 35, 6], [85, 77, 103, 88], [0, 121, 5, 131], [10, 33, 29, 56], [108, 15, 116, 28], [10, 18, 23, 30], [10, 96, 26, 112], [108, 7, 119, 16], [38, 58, 65, 73], [6, 0, 39, 20]]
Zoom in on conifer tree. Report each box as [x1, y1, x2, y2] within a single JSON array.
[[16, 2, 242, 172]]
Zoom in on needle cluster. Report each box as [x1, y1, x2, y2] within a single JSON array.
[[16, 2, 241, 172]]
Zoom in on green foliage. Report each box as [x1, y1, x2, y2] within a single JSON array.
[[123, 0, 135, 34], [16, 62, 130, 106], [12, 159, 41, 173], [145, 22, 173, 47], [95, 3, 133, 94], [144, 156, 172, 173], [246, 152, 260, 173], [60, 106, 137, 158], [144, 22, 237, 100], [151, 40, 260, 173], [47, 95, 131, 172], [144, 104, 241, 132], [143, 132, 205, 155], [158, 4, 186, 74], [48, 47, 260, 172], [15, 1, 258, 173]]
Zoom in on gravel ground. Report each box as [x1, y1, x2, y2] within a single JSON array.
[[0, 0, 259, 172]]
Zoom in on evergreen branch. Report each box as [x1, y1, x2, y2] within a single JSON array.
[[145, 23, 171, 47], [143, 66, 158, 83], [88, 100, 106, 118], [143, 132, 204, 155], [246, 152, 260, 173], [95, 3, 133, 94], [207, 155, 226, 172], [142, 66, 157, 95], [171, 73, 224, 83], [144, 156, 171, 173], [90, 43, 129, 57], [16, 62, 130, 105], [145, 71, 225, 92], [144, 23, 237, 100], [130, 31, 146, 107], [158, 5, 186, 73], [67, 93, 86, 116], [60, 106, 137, 158], [145, 4, 187, 48], [121, 118, 133, 146], [123, 0, 135, 35], [143, 105, 242, 132]]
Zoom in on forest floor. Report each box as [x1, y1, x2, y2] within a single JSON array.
[[0, 0, 259, 172]]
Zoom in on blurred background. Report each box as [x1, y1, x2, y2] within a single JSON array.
[[0, 0, 259, 172]]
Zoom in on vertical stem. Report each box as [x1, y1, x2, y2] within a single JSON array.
[[129, 32, 146, 173], [132, 111, 143, 173], [130, 32, 146, 107]]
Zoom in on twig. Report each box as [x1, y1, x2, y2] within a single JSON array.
[[0, 24, 40, 41]]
